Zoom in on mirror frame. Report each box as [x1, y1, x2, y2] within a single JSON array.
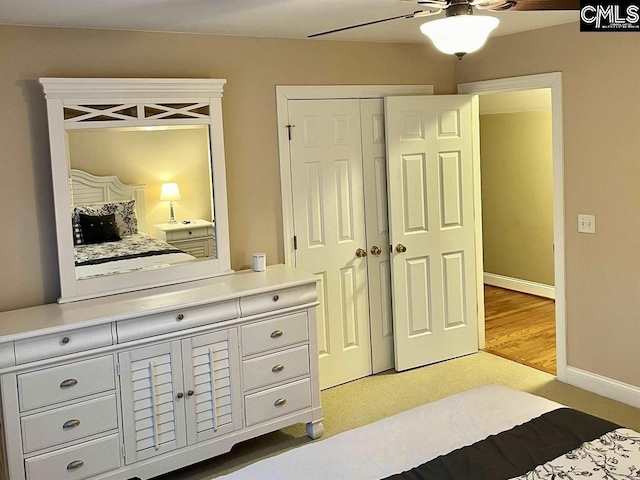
[[40, 78, 233, 303]]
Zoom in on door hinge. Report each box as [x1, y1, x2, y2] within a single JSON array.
[[286, 124, 295, 141], [121, 443, 126, 459], [293, 235, 298, 250]]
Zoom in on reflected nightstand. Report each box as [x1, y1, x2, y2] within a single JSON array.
[[153, 220, 215, 259]]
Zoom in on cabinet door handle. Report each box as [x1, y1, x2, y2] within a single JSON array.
[[63, 419, 81, 429], [272, 294, 280, 302], [66, 460, 84, 470], [176, 392, 184, 399], [60, 378, 78, 388], [187, 390, 194, 397], [274, 398, 287, 407], [270, 330, 283, 339], [272, 364, 285, 373]]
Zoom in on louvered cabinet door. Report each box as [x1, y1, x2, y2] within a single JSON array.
[[119, 342, 187, 464], [181, 329, 242, 444]]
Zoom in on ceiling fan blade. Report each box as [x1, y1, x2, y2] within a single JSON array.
[[505, 0, 580, 10], [308, 10, 427, 38], [402, 0, 579, 9]]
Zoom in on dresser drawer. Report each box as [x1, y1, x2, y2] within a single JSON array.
[[172, 238, 214, 259], [117, 300, 238, 342], [14, 324, 113, 365], [22, 394, 118, 453], [241, 312, 308, 357], [18, 356, 115, 411], [24, 433, 121, 480], [166, 225, 213, 241], [239, 284, 317, 317], [243, 345, 310, 392], [245, 378, 311, 427]]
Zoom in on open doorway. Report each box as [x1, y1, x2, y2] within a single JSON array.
[[477, 89, 557, 375]]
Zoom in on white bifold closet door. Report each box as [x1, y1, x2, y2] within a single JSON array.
[[288, 95, 479, 389]]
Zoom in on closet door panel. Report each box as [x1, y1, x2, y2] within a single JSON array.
[[288, 99, 372, 389]]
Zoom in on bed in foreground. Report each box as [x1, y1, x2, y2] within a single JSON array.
[[217, 385, 639, 480]]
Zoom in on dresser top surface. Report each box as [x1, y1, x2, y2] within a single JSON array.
[[0, 265, 317, 342]]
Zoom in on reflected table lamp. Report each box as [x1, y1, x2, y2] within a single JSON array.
[[160, 182, 181, 224]]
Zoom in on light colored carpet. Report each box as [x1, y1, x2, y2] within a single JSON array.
[[156, 352, 640, 479]]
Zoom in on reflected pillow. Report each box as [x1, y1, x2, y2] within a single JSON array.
[[72, 200, 138, 245], [79, 213, 121, 244]]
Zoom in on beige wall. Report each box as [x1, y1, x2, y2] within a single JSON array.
[[0, 25, 455, 311], [480, 111, 554, 286], [458, 23, 640, 387]]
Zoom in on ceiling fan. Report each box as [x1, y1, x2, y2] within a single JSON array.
[[309, 0, 579, 59]]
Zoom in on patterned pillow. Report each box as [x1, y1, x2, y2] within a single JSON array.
[[72, 200, 138, 245]]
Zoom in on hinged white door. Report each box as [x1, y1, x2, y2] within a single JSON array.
[[181, 329, 242, 444], [288, 99, 373, 389], [385, 95, 480, 371], [119, 342, 187, 463]]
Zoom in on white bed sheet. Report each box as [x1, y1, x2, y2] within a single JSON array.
[[76, 251, 195, 279], [218, 385, 562, 480]]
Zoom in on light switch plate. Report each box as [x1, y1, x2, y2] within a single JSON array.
[[578, 214, 596, 234]]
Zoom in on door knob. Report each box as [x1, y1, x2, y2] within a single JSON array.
[[395, 244, 407, 253], [355, 248, 367, 258], [370, 246, 382, 256]]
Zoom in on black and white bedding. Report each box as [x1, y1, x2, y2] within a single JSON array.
[[216, 386, 639, 480], [75, 232, 195, 279], [70, 197, 196, 279]]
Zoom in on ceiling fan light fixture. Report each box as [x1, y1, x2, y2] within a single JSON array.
[[420, 14, 499, 59]]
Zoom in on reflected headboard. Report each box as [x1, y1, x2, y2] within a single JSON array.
[[70, 169, 148, 233]]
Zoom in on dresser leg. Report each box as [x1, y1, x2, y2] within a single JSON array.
[[306, 420, 324, 439]]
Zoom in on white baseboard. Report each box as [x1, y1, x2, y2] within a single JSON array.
[[484, 273, 555, 299], [566, 366, 640, 409]]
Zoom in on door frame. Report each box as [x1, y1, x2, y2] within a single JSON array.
[[458, 72, 567, 382], [276, 85, 434, 267]]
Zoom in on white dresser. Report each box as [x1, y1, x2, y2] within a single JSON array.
[[0, 265, 323, 480]]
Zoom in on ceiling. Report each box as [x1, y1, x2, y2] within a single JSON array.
[[0, 0, 579, 44]]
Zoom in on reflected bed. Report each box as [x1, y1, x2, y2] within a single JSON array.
[[70, 169, 195, 279]]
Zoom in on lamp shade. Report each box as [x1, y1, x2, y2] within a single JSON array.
[[420, 15, 499, 57], [160, 182, 181, 201]]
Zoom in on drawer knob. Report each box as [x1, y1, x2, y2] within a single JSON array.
[[270, 330, 283, 339], [272, 364, 285, 373], [272, 295, 280, 302], [66, 460, 84, 470], [176, 313, 185, 321], [63, 419, 81, 429], [60, 378, 78, 388], [274, 398, 287, 407], [61, 336, 70, 344], [177, 392, 184, 399]]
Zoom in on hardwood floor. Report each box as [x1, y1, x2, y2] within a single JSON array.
[[483, 285, 556, 375]]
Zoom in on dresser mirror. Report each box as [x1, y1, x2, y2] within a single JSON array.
[[40, 78, 232, 303]]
